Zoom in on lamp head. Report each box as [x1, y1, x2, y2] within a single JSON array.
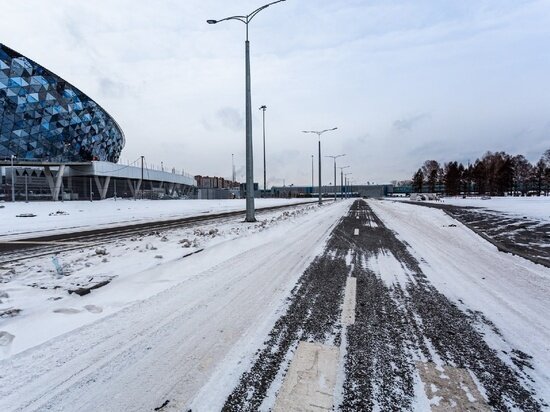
[[206, 19, 217, 24]]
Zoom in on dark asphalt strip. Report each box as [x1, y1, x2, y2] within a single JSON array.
[[221, 213, 351, 411]]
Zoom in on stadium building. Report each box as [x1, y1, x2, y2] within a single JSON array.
[[0, 44, 195, 200]]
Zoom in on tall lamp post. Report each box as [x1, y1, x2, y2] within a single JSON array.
[[311, 154, 314, 194], [231, 153, 235, 185], [259, 105, 267, 197], [208, 0, 286, 222], [10, 154, 16, 202], [344, 172, 352, 198], [302, 128, 338, 205], [326, 154, 345, 201], [338, 165, 350, 199]]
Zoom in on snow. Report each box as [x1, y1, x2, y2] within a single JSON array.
[[0, 200, 351, 411], [369, 199, 550, 404], [397, 195, 550, 222], [0, 198, 315, 240]]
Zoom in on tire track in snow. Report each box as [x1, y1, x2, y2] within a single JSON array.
[[341, 200, 543, 411]]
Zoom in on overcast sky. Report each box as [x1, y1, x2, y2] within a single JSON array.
[[3, 1, 550, 185]]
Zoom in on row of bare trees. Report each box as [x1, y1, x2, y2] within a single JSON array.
[[412, 150, 550, 196]]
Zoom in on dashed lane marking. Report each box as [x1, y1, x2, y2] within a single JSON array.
[[274, 342, 340, 412], [416, 361, 490, 411], [341, 277, 357, 326]]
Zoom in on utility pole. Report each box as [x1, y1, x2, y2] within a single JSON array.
[[140, 155, 144, 199], [259, 105, 267, 197], [339, 165, 350, 199], [232, 153, 236, 186], [344, 172, 352, 199], [326, 154, 345, 201], [10, 155, 15, 202], [302, 128, 338, 205], [311, 155, 314, 194]]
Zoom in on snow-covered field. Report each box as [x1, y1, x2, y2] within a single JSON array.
[[0, 198, 315, 240], [0, 201, 350, 411], [399, 195, 550, 222]]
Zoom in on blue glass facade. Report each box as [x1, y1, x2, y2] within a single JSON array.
[[0, 44, 124, 162]]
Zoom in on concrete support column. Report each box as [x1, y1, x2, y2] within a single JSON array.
[[94, 176, 111, 200], [44, 165, 66, 201], [127, 179, 142, 198]]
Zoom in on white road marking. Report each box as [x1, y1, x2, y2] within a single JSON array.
[[274, 342, 340, 412], [341, 277, 357, 326], [416, 362, 490, 411]]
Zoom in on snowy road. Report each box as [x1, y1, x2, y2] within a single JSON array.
[[0, 201, 349, 411], [2, 198, 549, 411], [219, 200, 549, 411]]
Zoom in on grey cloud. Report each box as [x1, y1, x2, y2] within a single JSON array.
[[217, 108, 244, 132], [393, 113, 430, 131]]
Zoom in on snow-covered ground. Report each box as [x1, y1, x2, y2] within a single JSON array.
[[0, 198, 315, 240], [394, 195, 550, 222], [0, 200, 350, 411], [369, 199, 550, 404]]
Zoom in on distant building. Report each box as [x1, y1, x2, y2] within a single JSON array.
[[270, 184, 393, 198], [194, 175, 241, 199], [195, 175, 239, 189]]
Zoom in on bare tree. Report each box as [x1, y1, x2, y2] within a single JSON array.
[[412, 169, 424, 193], [422, 160, 440, 193]]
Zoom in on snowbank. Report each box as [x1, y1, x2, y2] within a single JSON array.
[[438, 196, 550, 222], [0, 198, 314, 239]]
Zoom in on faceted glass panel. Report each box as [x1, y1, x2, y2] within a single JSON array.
[[0, 44, 124, 162]]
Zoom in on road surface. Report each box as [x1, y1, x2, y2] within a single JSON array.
[[1, 199, 548, 411]]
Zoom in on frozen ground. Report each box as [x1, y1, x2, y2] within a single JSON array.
[[0, 200, 350, 411], [0, 198, 314, 240], [1, 198, 548, 411], [218, 200, 549, 411]]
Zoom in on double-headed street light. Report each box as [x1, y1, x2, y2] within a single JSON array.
[[259, 105, 267, 196], [302, 128, 338, 205], [325, 154, 345, 202], [207, 0, 286, 222], [338, 165, 350, 199]]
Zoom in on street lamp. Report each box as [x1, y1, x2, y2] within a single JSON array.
[[10, 154, 16, 202], [302, 128, 338, 205], [325, 154, 345, 202], [311, 154, 314, 194], [208, 0, 286, 222], [344, 172, 352, 199], [338, 165, 350, 199], [231, 153, 236, 187], [259, 105, 267, 197]]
